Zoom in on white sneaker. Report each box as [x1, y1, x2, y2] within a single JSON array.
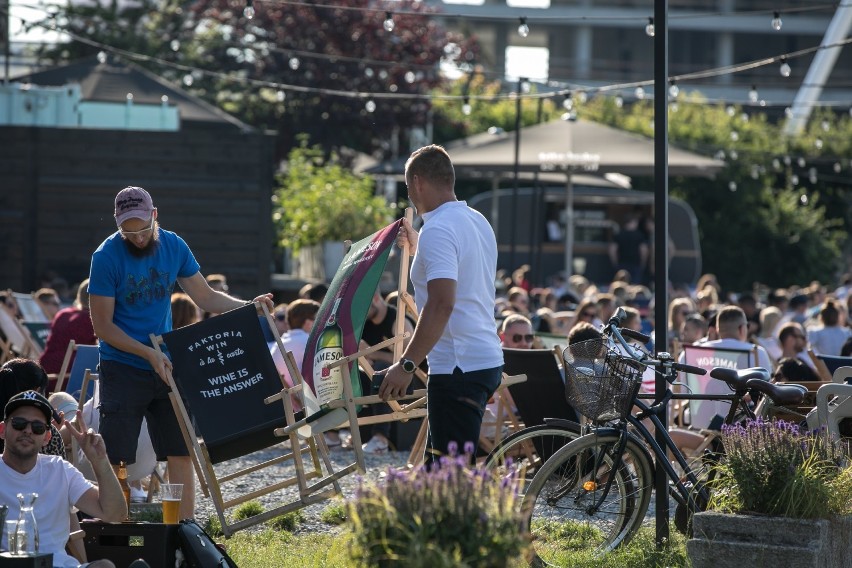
[[362, 435, 389, 454], [130, 486, 148, 503]]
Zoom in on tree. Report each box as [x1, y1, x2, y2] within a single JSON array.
[[274, 138, 396, 254], [35, 0, 478, 159], [579, 94, 848, 291]]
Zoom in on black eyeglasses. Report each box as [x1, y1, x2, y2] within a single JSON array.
[[9, 417, 49, 435], [512, 334, 535, 343], [580, 312, 597, 319]]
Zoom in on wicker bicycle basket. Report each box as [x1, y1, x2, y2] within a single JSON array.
[[562, 339, 642, 422]]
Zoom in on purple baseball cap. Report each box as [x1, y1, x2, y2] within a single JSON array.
[[114, 186, 155, 226]]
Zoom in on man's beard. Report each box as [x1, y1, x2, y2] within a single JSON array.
[[6, 437, 40, 461], [124, 226, 160, 257]]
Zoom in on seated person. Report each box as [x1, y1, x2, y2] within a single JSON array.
[[39, 279, 98, 380], [0, 358, 64, 457], [1, 390, 125, 567], [772, 357, 820, 383]]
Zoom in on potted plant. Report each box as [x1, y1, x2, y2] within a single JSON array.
[[273, 139, 397, 280], [687, 419, 852, 568]]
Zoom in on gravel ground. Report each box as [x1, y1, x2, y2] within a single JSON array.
[[190, 445, 412, 535]]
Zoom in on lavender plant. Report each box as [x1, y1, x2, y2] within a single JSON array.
[[347, 442, 529, 568], [709, 419, 851, 519]]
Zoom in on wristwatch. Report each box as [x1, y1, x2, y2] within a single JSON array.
[[400, 358, 417, 374]]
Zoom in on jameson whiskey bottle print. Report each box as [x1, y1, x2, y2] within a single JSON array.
[[313, 297, 345, 405]]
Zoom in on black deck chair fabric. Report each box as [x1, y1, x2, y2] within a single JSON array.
[[817, 354, 852, 379], [161, 305, 287, 464]]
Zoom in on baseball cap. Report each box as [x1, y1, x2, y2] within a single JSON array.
[[114, 186, 155, 226], [4, 390, 54, 424]]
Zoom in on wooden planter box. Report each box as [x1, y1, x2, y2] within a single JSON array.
[[687, 511, 852, 568]]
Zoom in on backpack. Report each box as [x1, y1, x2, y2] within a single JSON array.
[[176, 519, 238, 567]]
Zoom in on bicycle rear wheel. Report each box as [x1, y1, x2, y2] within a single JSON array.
[[521, 431, 653, 562], [484, 424, 580, 488]]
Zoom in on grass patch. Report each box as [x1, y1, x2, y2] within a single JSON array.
[[319, 500, 348, 525], [233, 500, 265, 521], [225, 524, 688, 568], [267, 510, 305, 532]]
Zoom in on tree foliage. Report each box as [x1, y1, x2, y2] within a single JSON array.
[[579, 94, 848, 290], [36, 0, 479, 160], [273, 138, 396, 253]]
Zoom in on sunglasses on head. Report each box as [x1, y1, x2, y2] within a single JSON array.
[[512, 334, 535, 343], [9, 417, 49, 435]]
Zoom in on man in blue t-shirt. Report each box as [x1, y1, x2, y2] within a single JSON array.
[[88, 186, 273, 521]]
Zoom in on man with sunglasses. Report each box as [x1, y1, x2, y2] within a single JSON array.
[[1, 390, 125, 566], [500, 314, 535, 349], [88, 186, 274, 522]]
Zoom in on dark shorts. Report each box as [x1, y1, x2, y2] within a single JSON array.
[[425, 365, 503, 465], [98, 359, 189, 463]]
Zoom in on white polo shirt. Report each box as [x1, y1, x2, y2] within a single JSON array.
[[410, 201, 503, 374]]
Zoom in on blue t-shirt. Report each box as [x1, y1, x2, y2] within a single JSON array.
[[88, 229, 200, 369]]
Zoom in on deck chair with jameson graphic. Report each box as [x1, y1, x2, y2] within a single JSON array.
[[272, 210, 430, 471], [151, 303, 343, 537]]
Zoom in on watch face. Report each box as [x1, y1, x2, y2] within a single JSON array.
[[402, 359, 416, 373]]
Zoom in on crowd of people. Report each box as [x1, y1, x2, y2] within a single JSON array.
[[4, 145, 852, 566]]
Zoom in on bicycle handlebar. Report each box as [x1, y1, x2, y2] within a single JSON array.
[[671, 362, 707, 376], [619, 327, 651, 344]]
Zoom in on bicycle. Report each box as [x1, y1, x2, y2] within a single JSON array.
[[515, 312, 807, 562], [485, 314, 795, 485]]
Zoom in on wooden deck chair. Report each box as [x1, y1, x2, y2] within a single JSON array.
[[809, 351, 852, 382], [680, 343, 758, 430], [22, 322, 51, 351], [0, 303, 42, 361], [52, 342, 99, 401], [11, 291, 50, 324], [151, 303, 344, 536], [274, 211, 429, 471]]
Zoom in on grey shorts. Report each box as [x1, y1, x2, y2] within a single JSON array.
[[98, 359, 189, 463]]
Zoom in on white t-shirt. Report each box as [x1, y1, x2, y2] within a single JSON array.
[[0, 455, 94, 568], [410, 201, 503, 374]]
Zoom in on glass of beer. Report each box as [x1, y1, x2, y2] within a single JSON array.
[[159, 484, 183, 525]]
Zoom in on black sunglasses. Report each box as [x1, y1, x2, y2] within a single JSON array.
[[9, 417, 49, 435], [275, 314, 287, 322], [512, 334, 535, 343]]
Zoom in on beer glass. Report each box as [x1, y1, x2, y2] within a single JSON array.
[[159, 484, 183, 525]]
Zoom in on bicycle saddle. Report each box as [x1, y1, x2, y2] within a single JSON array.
[[709, 367, 770, 390], [745, 378, 807, 406]]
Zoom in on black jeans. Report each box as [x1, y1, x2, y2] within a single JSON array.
[[425, 365, 503, 466]]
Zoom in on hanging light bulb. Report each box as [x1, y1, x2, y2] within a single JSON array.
[[365, 99, 376, 113], [821, 120, 830, 132], [614, 94, 624, 108], [97, 51, 107, 64], [726, 105, 736, 117], [728, 181, 737, 192], [668, 81, 679, 99], [276, 90, 286, 102], [170, 39, 180, 52], [730, 131, 739, 142], [748, 85, 759, 104], [771, 11, 782, 31], [288, 57, 300, 70], [779, 57, 791, 77], [784, 107, 793, 118], [518, 17, 530, 38], [562, 93, 573, 111], [645, 17, 655, 37], [814, 138, 823, 150], [576, 91, 587, 104], [244, 0, 255, 20], [383, 12, 395, 32], [182, 74, 193, 87], [634, 86, 645, 100], [462, 97, 472, 116]]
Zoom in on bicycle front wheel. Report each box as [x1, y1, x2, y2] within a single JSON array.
[[521, 431, 653, 562], [484, 424, 580, 486]]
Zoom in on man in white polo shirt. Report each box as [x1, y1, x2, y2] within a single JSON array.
[[379, 145, 503, 465]]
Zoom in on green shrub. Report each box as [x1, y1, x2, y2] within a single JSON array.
[[268, 510, 305, 532], [346, 442, 529, 567], [204, 515, 224, 537], [233, 501, 265, 521], [709, 419, 851, 518], [320, 500, 348, 525]]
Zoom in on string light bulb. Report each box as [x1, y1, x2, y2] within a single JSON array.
[[562, 93, 573, 111], [771, 12, 782, 31], [462, 97, 471, 116], [383, 12, 395, 32], [614, 94, 624, 108], [668, 81, 679, 99], [365, 99, 376, 113], [748, 85, 759, 104], [634, 86, 645, 100], [779, 57, 791, 77], [518, 17, 530, 38], [645, 18, 655, 37], [244, 0, 255, 20]]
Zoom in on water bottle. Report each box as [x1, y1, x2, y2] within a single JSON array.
[[15, 492, 39, 555]]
